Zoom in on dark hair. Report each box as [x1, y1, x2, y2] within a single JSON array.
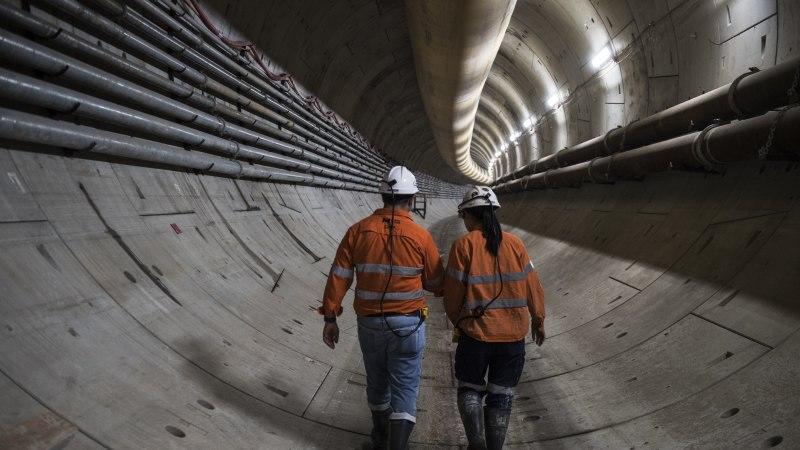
[[381, 193, 414, 205], [464, 206, 503, 256]]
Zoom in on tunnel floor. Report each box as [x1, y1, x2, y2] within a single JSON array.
[[1, 150, 799, 449]]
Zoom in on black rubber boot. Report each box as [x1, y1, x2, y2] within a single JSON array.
[[388, 419, 415, 450], [484, 407, 511, 450], [370, 409, 391, 449], [457, 390, 487, 450]]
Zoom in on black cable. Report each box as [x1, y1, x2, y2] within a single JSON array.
[[454, 206, 504, 333], [379, 187, 424, 339]]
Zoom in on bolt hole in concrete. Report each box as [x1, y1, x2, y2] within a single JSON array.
[[763, 436, 783, 448], [524, 415, 541, 422], [617, 332, 628, 338], [123, 271, 136, 283], [165, 425, 186, 438], [603, 322, 614, 328], [517, 396, 531, 401], [720, 407, 740, 418], [197, 399, 215, 410]]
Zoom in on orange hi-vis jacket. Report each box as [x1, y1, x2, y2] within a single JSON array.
[[443, 230, 545, 343], [319, 208, 444, 317]]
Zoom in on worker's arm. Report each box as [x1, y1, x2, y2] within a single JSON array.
[[421, 231, 444, 296], [443, 240, 468, 325], [318, 226, 356, 318], [520, 246, 546, 345]]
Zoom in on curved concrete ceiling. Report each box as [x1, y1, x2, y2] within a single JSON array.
[[1, 0, 799, 448], [197, 0, 798, 183]]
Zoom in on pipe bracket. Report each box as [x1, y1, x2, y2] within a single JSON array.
[[727, 67, 760, 118], [691, 123, 724, 171], [602, 126, 621, 155], [587, 157, 612, 184]]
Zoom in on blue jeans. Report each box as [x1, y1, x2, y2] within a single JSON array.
[[357, 315, 426, 423], [454, 333, 525, 409]]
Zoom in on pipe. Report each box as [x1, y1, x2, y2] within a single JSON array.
[[132, 0, 379, 159], [495, 105, 800, 193], [0, 68, 375, 187], [405, 0, 516, 184], [31, 0, 386, 173], [82, 0, 387, 170], [0, 28, 376, 186], [496, 57, 800, 185], [0, 107, 372, 191], [0, 3, 380, 179]]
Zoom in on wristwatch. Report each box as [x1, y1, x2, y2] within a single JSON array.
[[324, 316, 337, 323]]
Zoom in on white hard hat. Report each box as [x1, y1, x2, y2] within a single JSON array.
[[379, 166, 418, 195], [458, 186, 500, 211]]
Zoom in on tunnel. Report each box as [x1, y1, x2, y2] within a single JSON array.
[[0, 0, 799, 448]]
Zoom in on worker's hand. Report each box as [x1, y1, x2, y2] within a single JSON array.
[[323, 322, 339, 349], [532, 321, 545, 346]]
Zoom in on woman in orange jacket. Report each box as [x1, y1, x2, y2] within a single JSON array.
[[443, 186, 546, 450]]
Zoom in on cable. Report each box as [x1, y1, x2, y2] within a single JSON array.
[[379, 183, 424, 339], [454, 206, 504, 334]]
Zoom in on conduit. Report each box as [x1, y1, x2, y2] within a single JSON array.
[[0, 107, 368, 190], [35, 0, 386, 173], [0, 3, 378, 179], [496, 58, 800, 185], [0, 69, 372, 186], [495, 104, 800, 193], [405, 0, 517, 184]]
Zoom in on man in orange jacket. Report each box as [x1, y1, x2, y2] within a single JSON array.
[[319, 166, 443, 450], [443, 186, 546, 450]]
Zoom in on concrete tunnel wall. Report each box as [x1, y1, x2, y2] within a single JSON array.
[[3, 142, 799, 449], [1, 0, 800, 449]]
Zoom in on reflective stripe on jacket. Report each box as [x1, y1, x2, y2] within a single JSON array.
[[319, 208, 444, 317], [443, 230, 545, 342]]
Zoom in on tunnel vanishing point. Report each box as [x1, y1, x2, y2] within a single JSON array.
[[0, 0, 799, 448]]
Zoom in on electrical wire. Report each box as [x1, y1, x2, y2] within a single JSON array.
[[454, 204, 504, 334], [379, 187, 424, 339]]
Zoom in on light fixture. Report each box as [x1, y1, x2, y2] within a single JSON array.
[[591, 46, 613, 69], [546, 93, 559, 108], [523, 114, 536, 129]]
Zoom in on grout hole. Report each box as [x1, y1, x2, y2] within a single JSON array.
[[603, 322, 614, 329], [123, 271, 137, 283], [761, 35, 767, 55], [763, 436, 783, 448], [165, 425, 186, 438], [197, 399, 215, 410], [523, 415, 541, 422], [720, 407, 739, 418], [617, 332, 628, 338]]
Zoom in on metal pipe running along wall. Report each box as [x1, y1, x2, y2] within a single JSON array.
[[496, 57, 800, 185], [0, 28, 375, 189], [35, 0, 387, 173], [494, 104, 800, 193], [0, 107, 368, 190], [0, 0, 462, 197], [0, 3, 380, 182]]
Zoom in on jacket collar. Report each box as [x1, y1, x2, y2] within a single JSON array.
[[373, 207, 412, 220]]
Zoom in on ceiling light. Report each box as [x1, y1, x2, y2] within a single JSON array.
[[523, 115, 536, 129], [591, 46, 613, 69], [546, 93, 559, 108]]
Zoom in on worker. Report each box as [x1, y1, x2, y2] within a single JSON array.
[[443, 186, 546, 450], [319, 166, 444, 450]]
